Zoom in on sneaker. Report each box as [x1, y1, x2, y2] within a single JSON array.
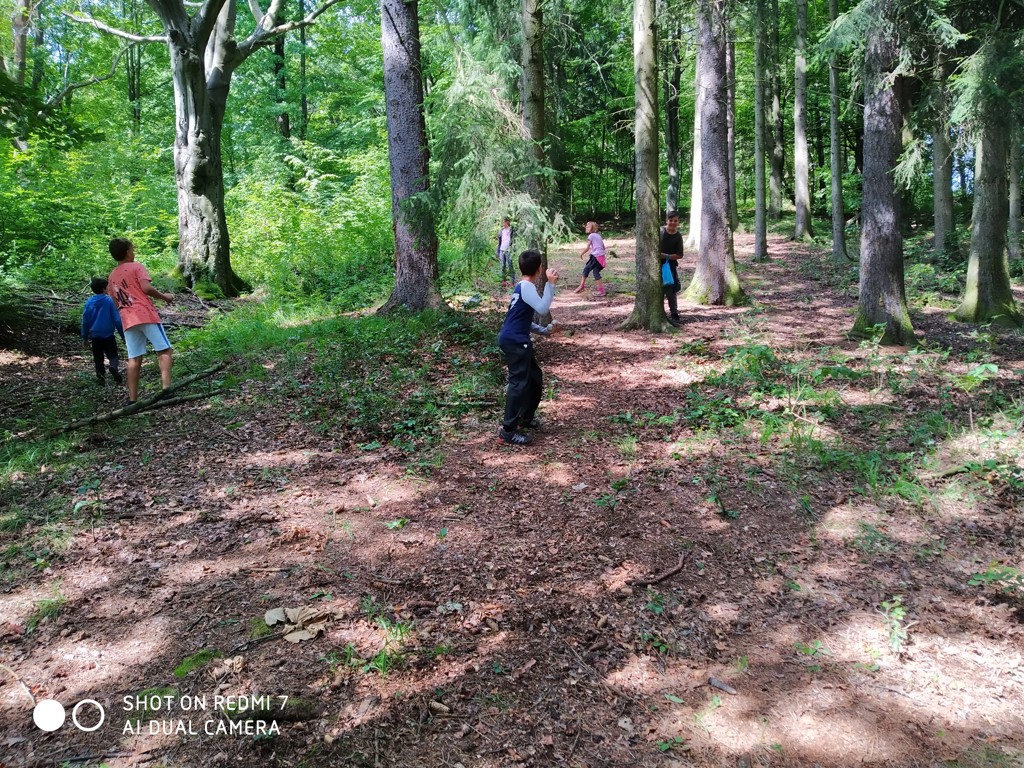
[[498, 428, 533, 446], [520, 416, 542, 430], [110, 368, 123, 384], [667, 315, 683, 327]]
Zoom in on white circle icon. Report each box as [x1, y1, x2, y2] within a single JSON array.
[[33, 699, 66, 731], [72, 699, 105, 732]]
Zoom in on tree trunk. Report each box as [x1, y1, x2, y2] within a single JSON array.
[[768, 0, 784, 220], [851, 7, 913, 345], [274, 36, 291, 139], [753, 0, 768, 261], [664, 21, 682, 216], [623, 0, 664, 331], [1010, 127, 1021, 263], [726, 32, 739, 231], [686, 66, 702, 250], [12, 0, 30, 86], [827, 0, 847, 260], [953, 116, 1021, 326], [793, 0, 812, 240], [127, 42, 143, 138], [299, 0, 308, 140], [932, 57, 955, 259], [684, 0, 744, 307], [520, 0, 550, 312], [378, 0, 442, 313], [169, 37, 247, 295]]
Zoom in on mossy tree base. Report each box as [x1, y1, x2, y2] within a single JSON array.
[[178, 259, 251, 298], [952, 300, 1024, 329], [682, 278, 745, 307], [850, 309, 915, 346]]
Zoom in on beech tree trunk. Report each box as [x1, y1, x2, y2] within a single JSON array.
[[827, 0, 847, 260], [932, 57, 955, 259], [752, 0, 768, 261], [686, 67, 702, 250], [851, 6, 913, 345], [768, 0, 784, 220], [379, 0, 442, 312], [793, 0, 812, 240], [684, 0, 743, 307], [167, 26, 248, 295], [664, 22, 682, 216], [624, 0, 664, 331], [726, 33, 739, 231]]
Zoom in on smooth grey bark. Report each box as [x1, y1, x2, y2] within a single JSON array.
[[851, 5, 913, 344], [768, 0, 784, 220], [1010, 128, 1021, 263], [827, 0, 847, 260], [624, 0, 664, 331], [726, 33, 739, 231], [684, 0, 743, 307], [752, 0, 768, 261], [379, 0, 442, 312], [664, 21, 682, 216], [932, 56, 955, 259], [793, 0, 812, 240], [686, 65, 702, 250]]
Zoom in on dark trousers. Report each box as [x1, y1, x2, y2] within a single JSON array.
[[501, 341, 542, 432], [663, 267, 681, 318], [91, 336, 120, 381]]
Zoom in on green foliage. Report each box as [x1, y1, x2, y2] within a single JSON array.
[[227, 144, 393, 304], [173, 649, 223, 677]]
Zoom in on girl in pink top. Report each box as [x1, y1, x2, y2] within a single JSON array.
[[573, 221, 607, 296]]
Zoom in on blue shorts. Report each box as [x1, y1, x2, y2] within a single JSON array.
[[124, 323, 171, 359]]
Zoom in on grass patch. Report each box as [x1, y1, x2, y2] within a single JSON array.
[[173, 649, 223, 678], [26, 591, 67, 633]]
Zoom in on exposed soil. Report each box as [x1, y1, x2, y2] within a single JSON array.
[[2, 235, 1023, 768]]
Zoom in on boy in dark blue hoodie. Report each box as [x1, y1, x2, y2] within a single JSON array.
[[81, 277, 125, 385], [496, 250, 559, 446]]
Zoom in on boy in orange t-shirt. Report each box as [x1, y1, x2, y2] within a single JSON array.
[[107, 238, 175, 403]]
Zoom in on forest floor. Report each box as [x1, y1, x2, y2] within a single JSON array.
[[1, 233, 1024, 768]]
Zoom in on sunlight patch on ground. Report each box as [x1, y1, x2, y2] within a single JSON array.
[[815, 500, 888, 543], [836, 388, 895, 407], [599, 561, 644, 592], [766, 687, 913, 761]]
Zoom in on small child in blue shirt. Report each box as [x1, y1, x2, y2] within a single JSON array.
[[81, 277, 124, 385]]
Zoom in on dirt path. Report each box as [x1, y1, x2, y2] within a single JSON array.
[[1, 235, 1023, 768]]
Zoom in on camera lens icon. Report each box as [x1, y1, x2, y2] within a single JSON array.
[[33, 699, 105, 732]]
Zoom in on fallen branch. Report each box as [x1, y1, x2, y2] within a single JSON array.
[[44, 363, 226, 437], [627, 553, 688, 588]]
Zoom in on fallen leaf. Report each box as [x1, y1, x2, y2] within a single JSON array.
[[264, 608, 287, 626]]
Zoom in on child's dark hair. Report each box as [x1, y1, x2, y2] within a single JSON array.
[[90, 277, 108, 294], [666, 210, 680, 220], [518, 250, 542, 277], [109, 238, 133, 262]]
